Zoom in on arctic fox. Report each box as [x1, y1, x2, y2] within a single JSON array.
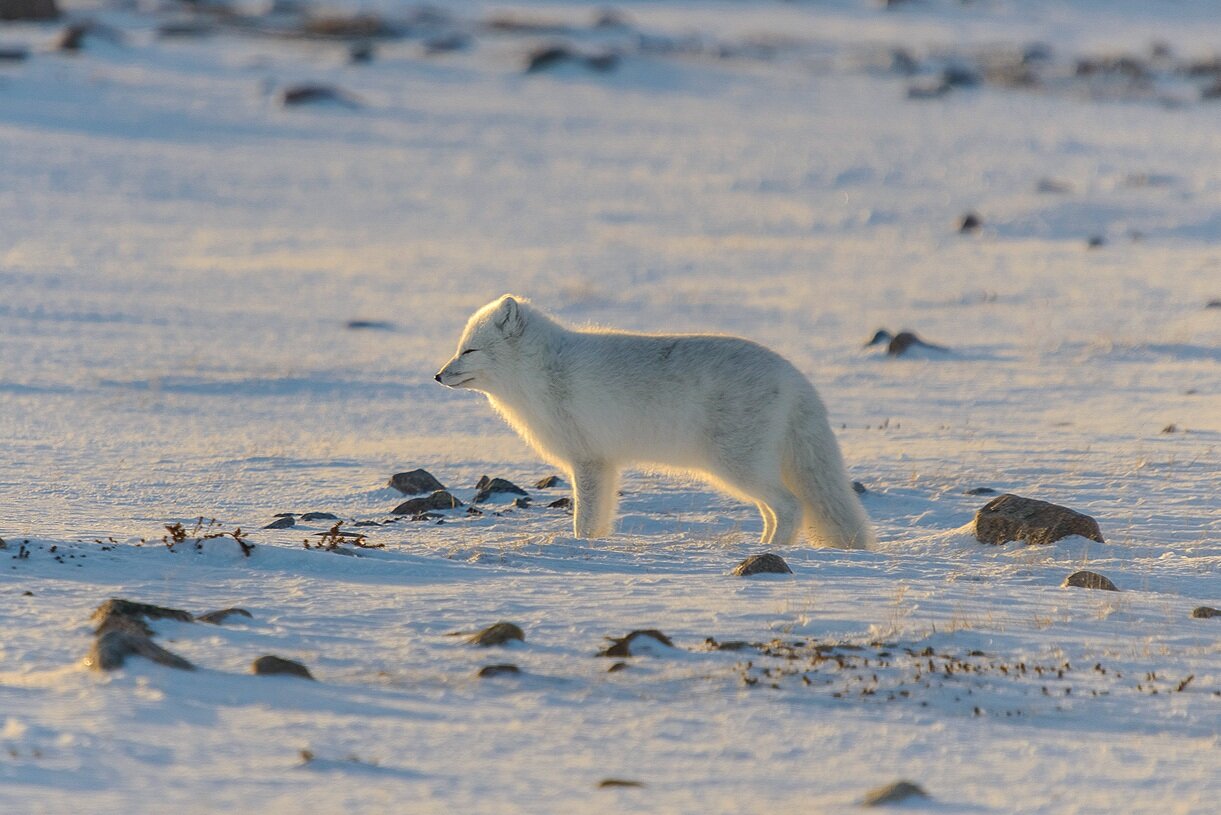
[[435, 295, 875, 549]]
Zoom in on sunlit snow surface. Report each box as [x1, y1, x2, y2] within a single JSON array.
[[0, 1, 1218, 813]]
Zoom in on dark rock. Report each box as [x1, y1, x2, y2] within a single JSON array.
[[465, 506, 483, 516], [252, 655, 314, 679], [196, 607, 253, 625], [1161, 424, 1179, 434], [942, 64, 981, 88], [389, 469, 446, 495], [865, 329, 893, 347], [1087, 235, 1106, 248], [300, 512, 340, 521], [965, 486, 997, 495], [599, 629, 673, 657], [1062, 570, 1118, 591], [392, 490, 462, 514], [473, 475, 528, 503], [264, 516, 295, 529], [852, 481, 868, 495], [535, 474, 564, 489], [607, 661, 629, 672], [1206, 300, 1221, 309], [92, 598, 193, 629], [424, 33, 471, 55], [585, 52, 619, 72], [344, 319, 392, 330], [974, 494, 1104, 546], [301, 14, 396, 40], [547, 497, 572, 509], [732, 553, 793, 576], [887, 331, 948, 357], [55, 23, 88, 52], [889, 48, 918, 75], [87, 630, 194, 672], [0, 46, 29, 61], [598, 779, 644, 788], [1022, 42, 1054, 64], [477, 663, 521, 677], [468, 622, 525, 647], [524, 45, 617, 74], [280, 84, 360, 108], [861, 780, 929, 807], [1037, 178, 1073, 194], [958, 212, 982, 233], [512, 497, 531, 509], [0, 0, 58, 21], [1190, 606, 1219, 619], [348, 42, 374, 63]]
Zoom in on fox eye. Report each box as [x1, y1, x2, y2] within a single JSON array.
[[461, 348, 478, 355]]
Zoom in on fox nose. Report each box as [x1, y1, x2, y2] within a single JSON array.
[[434, 373, 443, 383]]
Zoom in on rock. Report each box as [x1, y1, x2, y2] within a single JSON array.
[[974, 494, 1105, 546], [852, 481, 867, 495], [389, 469, 446, 495], [263, 516, 295, 529], [547, 497, 572, 509], [1062, 570, 1118, 591], [0, 0, 58, 21], [864, 329, 893, 347], [280, 84, 360, 108], [55, 23, 88, 52], [887, 331, 947, 357], [958, 212, 982, 233], [0, 46, 29, 61], [301, 14, 396, 40], [598, 779, 644, 788], [607, 661, 629, 672], [1037, 178, 1073, 194], [732, 553, 793, 576], [392, 490, 462, 514], [86, 630, 194, 672], [300, 512, 339, 521], [524, 45, 618, 74], [599, 629, 674, 657], [965, 486, 997, 495], [888, 48, 918, 75], [861, 780, 929, 806], [344, 319, 392, 330], [196, 607, 253, 625], [1087, 235, 1106, 248], [468, 622, 525, 647], [424, 33, 471, 55], [1206, 299, 1221, 309], [252, 655, 314, 679], [473, 475, 528, 503], [348, 42, 374, 64], [512, 497, 531, 509], [942, 64, 980, 88], [477, 663, 521, 677], [92, 598, 193, 629], [1190, 606, 1219, 619], [535, 474, 564, 489], [1161, 424, 1178, 434]]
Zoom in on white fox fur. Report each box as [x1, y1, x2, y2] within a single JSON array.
[[435, 295, 875, 549]]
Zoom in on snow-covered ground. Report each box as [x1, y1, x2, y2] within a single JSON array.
[[1, 1, 1218, 812]]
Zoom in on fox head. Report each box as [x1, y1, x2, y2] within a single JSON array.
[[434, 295, 529, 393]]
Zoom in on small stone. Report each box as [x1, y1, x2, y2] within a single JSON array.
[[344, 319, 392, 330], [887, 331, 948, 357], [392, 490, 462, 515], [1190, 606, 1218, 619], [965, 487, 997, 495], [424, 33, 471, 55], [974, 494, 1104, 546], [468, 622, 525, 647], [92, 599, 193, 628], [264, 516, 295, 529], [389, 469, 446, 495], [526, 45, 573, 73], [547, 497, 572, 509], [0, 46, 29, 61], [861, 780, 929, 806], [1036, 178, 1073, 194], [535, 475, 564, 489], [599, 630, 674, 657], [196, 608, 253, 625], [252, 655, 314, 679], [300, 512, 340, 521], [1087, 235, 1106, 248], [942, 64, 980, 88], [598, 779, 644, 788], [732, 553, 793, 576], [512, 497, 531, 509], [1062, 571, 1118, 591], [473, 476, 528, 503], [959, 212, 982, 233], [1161, 424, 1178, 434], [348, 42, 374, 63], [852, 481, 868, 495], [477, 663, 521, 677], [55, 23, 89, 52], [1206, 299, 1221, 309], [607, 661, 629, 672], [864, 329, 893, 347], [22, 590, 33, 596], [280, 84, 359, 107], [86, 631, 194, 672]]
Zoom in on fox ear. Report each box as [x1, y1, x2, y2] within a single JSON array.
[[495, 296, 525, 337]]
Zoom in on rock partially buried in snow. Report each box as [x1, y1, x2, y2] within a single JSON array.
[[300, 512, 340, 521], [1062, 571, 1118, 591], [263, 515, 295, 529], [535, 474, 565, 489], [1190, 606, 1219, 618], [279, 84, 361, 108], [974, 494, 1104, 546], [388, 469, 446, 495], [477, 663, 521, 677], [252, 655, 314, 679], [87, 630, 194, 672], [392, 490, 462, 514], [473, 475, 528, 503], [547, 497, 572, 509], [599, 629, 674, 657], [860, 780, 930, 806], [958, 211, 982, 233], [92, 598, 194, 629], [887, 330, 948, 357], [196, 607, 252, 625], [598, 778, 644, 788], [468, 622, 525, 647], [732, 553, 793, 576]]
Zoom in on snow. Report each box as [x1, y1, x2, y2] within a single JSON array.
[[1, 1, 1218, 812]]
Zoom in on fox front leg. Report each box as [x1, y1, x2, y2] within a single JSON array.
[[570, 461, 618, 539]]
